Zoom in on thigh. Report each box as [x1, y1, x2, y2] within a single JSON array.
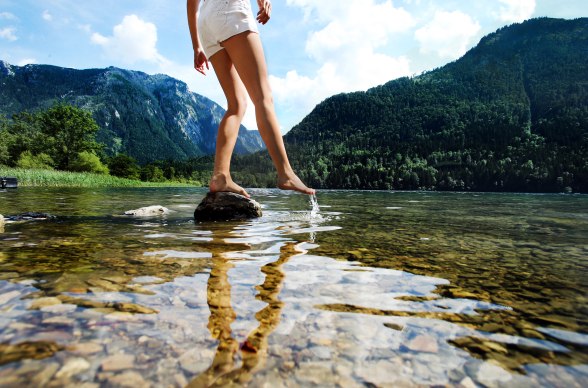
[[210, 49, 248, 110], [220, 31, 272, 103]]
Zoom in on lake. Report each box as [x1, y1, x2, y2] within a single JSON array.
[[0, 187, 587, 387]]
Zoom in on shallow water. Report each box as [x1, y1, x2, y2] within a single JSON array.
[[0, 187, 587, 387]]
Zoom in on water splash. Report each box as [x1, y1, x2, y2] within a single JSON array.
[[310, 194, 320, 218]]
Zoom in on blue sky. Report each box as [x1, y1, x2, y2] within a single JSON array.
[[1, 0, 587, 133]]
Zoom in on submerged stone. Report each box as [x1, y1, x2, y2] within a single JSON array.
[[0, 341, 64, 365], [5, 212, 56, 221], [105, 370, 148, 387], [406, 334, 439, 353], [194, 192, 262, 221], [55, 357, 91, 379], [28, 297, 62, 310], [100, 354, 136, 371]]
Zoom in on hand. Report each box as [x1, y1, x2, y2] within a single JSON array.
[[256, 0, 271, 25], [193, 49, 209, 75]]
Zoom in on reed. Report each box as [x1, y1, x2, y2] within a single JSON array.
[[0, 167, 196, 188]]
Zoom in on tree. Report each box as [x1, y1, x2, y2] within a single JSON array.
[[39, 104, 101, 170], [108, 154, 140, 180], [5, 111, 46, 164], [15, 151, 55, 169], [69, 151, 109, 174], [140, 165, 165, 182], [0, 116, 12, 165]]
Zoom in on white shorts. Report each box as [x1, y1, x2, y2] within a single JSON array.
[[198, 0, 259, 58]]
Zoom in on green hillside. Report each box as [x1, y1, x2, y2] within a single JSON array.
[[275, 17, 587, 192], [0, 64, 263, 164]]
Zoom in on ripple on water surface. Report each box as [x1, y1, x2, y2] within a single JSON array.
[[0, 188, 587, 387]]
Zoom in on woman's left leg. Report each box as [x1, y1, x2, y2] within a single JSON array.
[[208, 49, 250, 197]]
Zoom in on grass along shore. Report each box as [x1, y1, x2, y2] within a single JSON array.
[[0, 167, 198, 188]]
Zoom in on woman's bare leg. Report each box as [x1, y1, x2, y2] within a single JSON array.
[[209, 49, 250, 197], [221, 31, 315, 195]]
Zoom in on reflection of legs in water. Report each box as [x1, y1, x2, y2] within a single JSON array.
[[188, 242, 305, 387], [233, 242, 303, 383], [187, 258, 238, 387]]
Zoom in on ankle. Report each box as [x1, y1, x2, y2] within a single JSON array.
[[277, 168, 296, 180], [211, 172, 230, 181]]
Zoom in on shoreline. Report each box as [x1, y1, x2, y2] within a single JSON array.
[[0, 167, 198, 188]]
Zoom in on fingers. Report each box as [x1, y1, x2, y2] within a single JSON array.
[[201, 55, 210, 71], [256, 0, 271, 24], [194, 59, 206, 75], [194, 51, 209, 75]]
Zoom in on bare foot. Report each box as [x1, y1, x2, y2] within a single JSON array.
[[210, 173, 250, 198], [278, 173, 315, 195]]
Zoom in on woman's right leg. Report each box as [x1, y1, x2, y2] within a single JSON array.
[[221, 31, 315, 195], [209, 49, 250, 197]]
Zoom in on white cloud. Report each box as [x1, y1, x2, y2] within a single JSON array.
[[497, 0, 536, 23], [42, 10, 53, 22], [0, 27, 17, 41], [91, 14, 165, 65], [86, 14, 259, 129], [78, 24, 91, 33], [415, 11, 481, 59], [17, 58, 37, 66], [0, 12, 17, 20], [272, 0, 415, 131]]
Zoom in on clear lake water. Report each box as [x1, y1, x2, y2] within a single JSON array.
[[0, 187, 587, 387]]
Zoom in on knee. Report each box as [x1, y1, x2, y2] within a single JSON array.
[[252, 95, 274, 111], [226, 95, 247, 119]]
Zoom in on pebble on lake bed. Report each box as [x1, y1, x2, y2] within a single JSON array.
[[100, 354, 136, 371], [194, 192, 262, 221], [124, 205, 170, 216], [55, 358, 91, 380]]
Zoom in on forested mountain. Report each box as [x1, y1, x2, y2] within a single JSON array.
[[0, 62, 263, 164], [274, 17, 587, 192]]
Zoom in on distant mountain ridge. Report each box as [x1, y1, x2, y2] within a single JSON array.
[[0, 62, 264, 164], [279, 17, 588, 192]]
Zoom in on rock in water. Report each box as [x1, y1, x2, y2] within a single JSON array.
[[0, 214, 4, 232], [6, 212, 56, 221], [194, 192, 262, 221], [124, 205, 169, 216]]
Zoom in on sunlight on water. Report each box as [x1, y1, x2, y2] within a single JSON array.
[[0, 187, 587, 387]]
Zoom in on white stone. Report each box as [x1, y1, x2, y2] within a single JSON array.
[[124, 206, 170, 216], [0, 290, 21, 305], [100, 354, 135, 371], [406, 334, 439, 353], [31, 362, 60, 386], [174, 373, 188, 387], [8, 322, 36, 330], [459, 376, 478, 388], [106, 370, 149, 387], [355, 360, 393, 386], [69, 342, 103, 355], [55, 358, 91, 379], [178, 347, 214, 374], [476, 362, 512, 386], [40, 303, 78, 313]]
